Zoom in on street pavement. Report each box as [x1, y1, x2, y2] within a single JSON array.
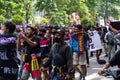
[[75, 53, 113, 80], [28, 52, 114, 80]]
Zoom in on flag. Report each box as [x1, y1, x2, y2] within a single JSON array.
[[31, 54, 40, 79]]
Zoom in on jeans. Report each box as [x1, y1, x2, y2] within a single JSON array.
[[52, 73, 65, 80], [17, 62, 24, 80]]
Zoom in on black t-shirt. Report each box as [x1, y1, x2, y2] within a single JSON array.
[[23, 37, 40, 55], [0, 34, 18, 80], [109, 50, 120, 67]]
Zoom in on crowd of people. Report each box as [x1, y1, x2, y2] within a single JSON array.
[[0, 21, 120, 80]]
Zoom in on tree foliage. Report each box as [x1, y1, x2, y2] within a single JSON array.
[[12, 14, 24, 25], [40, 18, 49, 24], [35, 0, 56, 12], [81, 17, 94, 27], [68, 1, 89, 17], [0, 15, 6, 24], [1, 0, 120, 25], [47, 10, 69, 26], [35, 0, 89, 26], [0, 0, 33, 23], [0, 0, 25, 19], [97, 0, 120, 20]]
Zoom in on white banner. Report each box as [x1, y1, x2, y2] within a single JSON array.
[[88, 30, 102, 52]]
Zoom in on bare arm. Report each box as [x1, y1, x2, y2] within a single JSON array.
[[109, 25, 118, 34], [101, 63, 110, 71], [17, 36, 23, 50], [18, 34, 38, 48], [22, 36, 37, 47], [98, 63, 110, 75]]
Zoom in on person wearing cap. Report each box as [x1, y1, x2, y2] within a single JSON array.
[[40, 29, 73, 80], [70, 24, 87, 80]]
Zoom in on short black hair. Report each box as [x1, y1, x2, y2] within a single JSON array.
[[75, 24, 82, 30], [56, 30, 65, 37], [3, 21, 16, 33], [88, 25, 95, 29], [26, 26, 35, 31], [26, 26, 37, 35], [39, 28, 46, 33]]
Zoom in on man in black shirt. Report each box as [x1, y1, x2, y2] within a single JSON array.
[[41, 30, 73, 80], [18, 26, 41, 80], [0, 21, 18, 80]]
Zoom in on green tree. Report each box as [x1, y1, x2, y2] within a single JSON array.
[[35, 0, 56, 13], [40, 17, 49, 24], [35, 0, 89, 26], [97, 0, 120, 21], [23, 0, 34, 23], [0, 0, 34, 23], [0, 15, 6, 24], [35, 0, 89, 16], [0, 0, 25, 19], [48, 10, 69, 26], [26, 0, 120, 25], [81, 17, 94, 27], [67, 0, 89, 17], [11, 14, 24, 25], [85, 0, 98, 21]]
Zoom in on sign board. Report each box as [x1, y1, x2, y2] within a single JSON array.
[[88, 30, 102, 52]]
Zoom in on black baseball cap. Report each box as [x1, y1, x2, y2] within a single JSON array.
[[75, 24, 82, 29], [55, 29, 65, 36], [39, 28, 46, 33]]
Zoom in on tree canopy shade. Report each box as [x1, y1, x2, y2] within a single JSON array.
[[0, 0, 25, 19], [35, 0, 56, 12], [35, 0, 89, 26], [0, 0, 33, 23], [34, 0, 120, 26], [1, 0, 120, 25], [12, 14, 24, 25], [35, 0, 89, 16], [97, 0, 120, 22], [0, 15, 6, 24], [48, 10, 69, 26]]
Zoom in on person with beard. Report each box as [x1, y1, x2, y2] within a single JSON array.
[[40, 30, 73, 80], [51, 27, 57, 45], [18, 26, 41, 80], [0, 21, 18, 80]]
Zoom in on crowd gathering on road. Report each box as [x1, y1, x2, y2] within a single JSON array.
[[0, 21, 120, 80]]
